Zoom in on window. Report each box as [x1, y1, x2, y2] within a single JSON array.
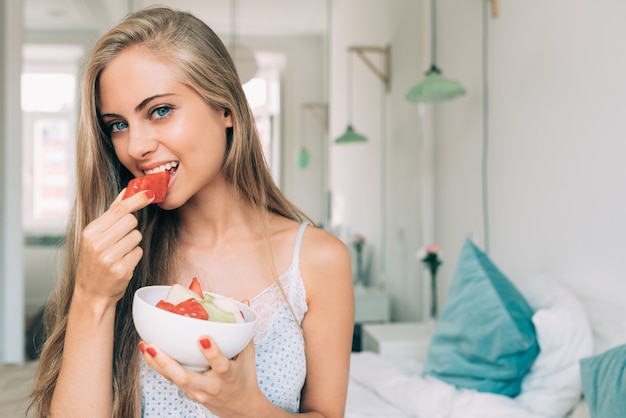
[[243, 51, 284, 184], [22, 44, 82, 235]]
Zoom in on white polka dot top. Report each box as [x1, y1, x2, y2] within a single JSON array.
[[140, 222, 309, 417]]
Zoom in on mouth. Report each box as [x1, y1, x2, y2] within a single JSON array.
[[144, 161, 179, 177]]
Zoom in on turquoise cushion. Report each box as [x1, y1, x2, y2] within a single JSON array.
[[580, 344, 626, 417], [424, 239, 539, 396]]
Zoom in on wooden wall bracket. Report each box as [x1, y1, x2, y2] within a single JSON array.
[[347, 45, 391, 93]]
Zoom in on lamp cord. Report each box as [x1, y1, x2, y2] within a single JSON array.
[[481, 0, 490, 254], [431, 0, 437, 68], [347, 51, 353, 125], [380, 51, 388, 276]]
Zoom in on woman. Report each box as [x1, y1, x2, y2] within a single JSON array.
[[30, 6, 354, 418]]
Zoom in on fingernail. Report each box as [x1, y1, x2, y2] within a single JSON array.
[[139, 342, 146, 353], [146, 347, 157, 358], [200, 338, 211, 349], [145, 190, 155, 199]]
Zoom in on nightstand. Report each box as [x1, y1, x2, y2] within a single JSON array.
[[353, 287, 390, 323], [361, 321, 435, 364]]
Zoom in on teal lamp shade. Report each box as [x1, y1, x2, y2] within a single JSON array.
[[406, 65, 466, 103], [334, 125, 367, 144]]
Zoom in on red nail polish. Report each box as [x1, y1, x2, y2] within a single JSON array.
[[145, 190, 155, 199], [139, 342, 146, 353], [146, 347, 157, 358], [200, 338, 211, 349]]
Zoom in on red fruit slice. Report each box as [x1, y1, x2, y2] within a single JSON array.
[[189, 277, 203, 298], [172, 298, 209, 320], [122, 171, 169, 203]]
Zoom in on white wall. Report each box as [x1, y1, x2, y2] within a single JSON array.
[[434, 1, 626, 313]]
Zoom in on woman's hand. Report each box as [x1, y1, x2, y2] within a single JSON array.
[[74, 189, 155, 308], [140, 337, 270, 416]]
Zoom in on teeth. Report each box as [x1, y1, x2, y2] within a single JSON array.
[[144, 161, 179, 175]]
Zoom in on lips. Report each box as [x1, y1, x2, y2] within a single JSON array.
[[143, 161, 179, 175]]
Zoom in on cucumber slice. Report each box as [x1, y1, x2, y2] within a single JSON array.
[[200, 295, 237, 323], [212, 296, 245, 323]]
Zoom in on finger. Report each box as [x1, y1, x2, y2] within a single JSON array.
[[80, 212, 139, 265], [113, 188, 127, 204], [139, 343, 192, 387], [113, 228, 143, 258], [198, 336, 231, 374], [115, 189, 155, 214], [92, 210, 139, 245], [115, 244, 143, 281], [97, 190, 155, 231]]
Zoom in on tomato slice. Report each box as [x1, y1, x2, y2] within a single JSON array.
[[172, 298, 209, 320], [122, 170, 170, 203], [189, 277, 203, 298]]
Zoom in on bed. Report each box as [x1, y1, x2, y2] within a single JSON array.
[[345, 241, 626, 418], [346, 352, 592, 418]]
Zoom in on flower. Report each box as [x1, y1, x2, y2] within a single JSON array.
[[417, 243, 443, 277], [417, 243, 443, 319]]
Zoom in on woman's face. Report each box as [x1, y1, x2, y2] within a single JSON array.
[[98, 46, 233, 210]]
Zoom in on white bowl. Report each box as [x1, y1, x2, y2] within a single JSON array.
[[133, 285, 258, 371]]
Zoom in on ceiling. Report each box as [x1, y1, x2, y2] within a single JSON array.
[[23, 0, 328, 38]]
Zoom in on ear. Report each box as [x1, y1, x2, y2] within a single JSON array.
[[223, 109, 233, 128]]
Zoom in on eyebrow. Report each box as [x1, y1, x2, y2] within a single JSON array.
[[99, 93, 176, 119]]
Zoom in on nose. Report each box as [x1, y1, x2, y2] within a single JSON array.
[[127, 123, 158, 160]]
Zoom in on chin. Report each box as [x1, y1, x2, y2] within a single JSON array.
[[156, 198, 181, 211]]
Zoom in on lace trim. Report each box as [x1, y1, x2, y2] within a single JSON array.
[[250, 261, 307, 342]]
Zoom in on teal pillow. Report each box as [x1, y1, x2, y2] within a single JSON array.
[[424, 239, 539, 396], [580, 344, 626, 418]]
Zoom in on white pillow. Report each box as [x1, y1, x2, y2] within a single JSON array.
[[574, 295, 626, 354], [515, 275, 594, 418]]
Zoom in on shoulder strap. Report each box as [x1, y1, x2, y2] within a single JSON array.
[[291, 222, 309, 265]]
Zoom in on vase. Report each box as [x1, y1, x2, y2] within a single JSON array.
[[430, 270, 438, 319]]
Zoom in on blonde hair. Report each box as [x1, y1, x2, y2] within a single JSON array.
[[30, 6, 310, 417]]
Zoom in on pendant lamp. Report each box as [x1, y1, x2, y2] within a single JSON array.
[[297, 105, 311, 168], [406, 0, 465, 103], [335, 51, 367, 144], [229, 0, 258, 85]]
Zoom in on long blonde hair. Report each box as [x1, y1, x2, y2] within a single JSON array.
[[30, 6, 309, 417]]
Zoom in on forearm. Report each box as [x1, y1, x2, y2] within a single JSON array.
[[50, 289, 117, 418]]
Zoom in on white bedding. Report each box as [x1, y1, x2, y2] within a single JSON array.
[[346, 275, 601, 418], [346, 352, 589, 418]]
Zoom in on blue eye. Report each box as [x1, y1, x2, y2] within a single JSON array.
[[153, 106, 171, 119], [110, 121, 128, 133]]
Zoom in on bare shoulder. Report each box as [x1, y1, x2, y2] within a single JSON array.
[[301, 225, 350, 267], [299, 225, 353, 299]]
